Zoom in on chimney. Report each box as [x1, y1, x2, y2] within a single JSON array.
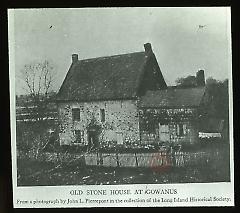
[[144, 43, 152, 53], [72, 54, 78, 64], [196, 69, 205, 86]]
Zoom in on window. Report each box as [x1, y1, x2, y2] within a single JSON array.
[[116, 132, 123, 144], [100, 109, 105, 122], [72, 108, 80, 121], [74, 130, 84, 144], [178, 124, 184, 136], [159, 123, 170, 142], [160, 124, 169, 133], [177, 124, 187, 136]]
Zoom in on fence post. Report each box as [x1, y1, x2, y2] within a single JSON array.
[[97, 152, 103, 166], [171, 150, 175, 167], [116, 153, 120, 167], [96, 152, 99, 165], [135, 153, 138, 167], [160, 151, 163, 166]]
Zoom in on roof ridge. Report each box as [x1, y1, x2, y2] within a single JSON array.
[[166, 86, 205, 90], [77, 51, 145, 63], [145, 86, 205, 95]]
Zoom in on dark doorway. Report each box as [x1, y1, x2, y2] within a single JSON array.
[[87, 129, 99, 149]]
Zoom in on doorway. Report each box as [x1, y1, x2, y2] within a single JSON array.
[[87, 129, 99, 149], [159, 123, 170, 142]]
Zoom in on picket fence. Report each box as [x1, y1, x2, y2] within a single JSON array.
[[84, 151, 217, 168], [23, 150, 219, 168]]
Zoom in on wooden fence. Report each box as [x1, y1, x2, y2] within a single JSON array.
[[16, 105, 58, 122], [19, 150, 220, 169], [84, 151, 217, 168]]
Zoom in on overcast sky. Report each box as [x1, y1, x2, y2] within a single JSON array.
[[11, 7, 231, 95]]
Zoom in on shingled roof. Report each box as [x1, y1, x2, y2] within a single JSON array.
[[139, 87, 206, 108], [57, 43, 166, 102]]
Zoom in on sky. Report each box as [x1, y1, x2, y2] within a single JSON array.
[[10, 7, 231, 95]]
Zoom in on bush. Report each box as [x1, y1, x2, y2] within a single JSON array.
[[17, 121, 59, 160]]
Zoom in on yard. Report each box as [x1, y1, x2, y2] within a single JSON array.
[[17, 141, 230, 186]]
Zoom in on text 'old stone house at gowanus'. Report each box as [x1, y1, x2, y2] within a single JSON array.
[[56, 43, 207, 148]]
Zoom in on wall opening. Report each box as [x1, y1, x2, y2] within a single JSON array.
[[74, 130, 84, 144], [72, 108, 80, 121], [100, 109, 105, 122]]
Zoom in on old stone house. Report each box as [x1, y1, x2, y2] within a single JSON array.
[[56, 43, 206, 148]]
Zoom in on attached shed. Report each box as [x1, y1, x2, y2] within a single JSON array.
[[138, 87, 206, 145]]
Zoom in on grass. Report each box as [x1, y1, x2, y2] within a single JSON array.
[[17, 151, 230, 186], [16, 139, 230, 186]]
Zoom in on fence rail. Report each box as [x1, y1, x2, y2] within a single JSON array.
[[84, 151, 217, 168], [18, 149, 221, 169], [16, 104, 58, 122]]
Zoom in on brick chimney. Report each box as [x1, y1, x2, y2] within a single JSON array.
[[144, 43, 152, 53], [196, 69, 205, 86], [72, 54, 78, 64]]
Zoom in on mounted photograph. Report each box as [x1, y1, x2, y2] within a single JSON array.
[[9, 7, 234, 207]]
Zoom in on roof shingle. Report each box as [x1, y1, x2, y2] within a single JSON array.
[[139, 87, 206, 108], [57, 51, 149, 101]]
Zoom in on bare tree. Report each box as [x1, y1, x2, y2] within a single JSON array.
[[20, 60, 56, 121], [18, 60, 57, 160]]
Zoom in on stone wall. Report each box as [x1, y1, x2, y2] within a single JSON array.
[[58, 100, 140, 146]]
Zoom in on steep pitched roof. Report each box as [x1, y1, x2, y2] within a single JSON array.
[[139, 87, 206, 108], [57, 51, 153, 101]]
